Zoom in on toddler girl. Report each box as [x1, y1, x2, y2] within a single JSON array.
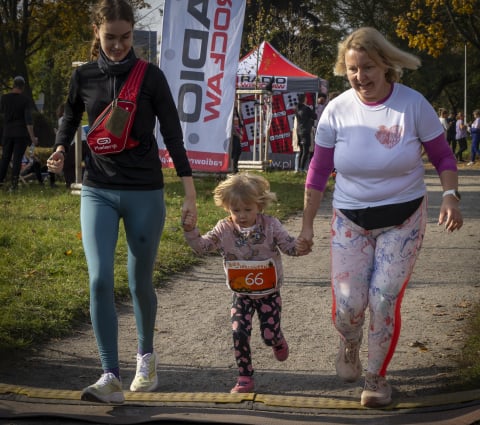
[[182, 173, 308, 393]]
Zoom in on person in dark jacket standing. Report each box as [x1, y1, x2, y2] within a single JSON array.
[[295, 93, 316, 172], [230, 110, 243, 173], [446, 111, 456, 152], [47, 0, 197, 404], [0, 76, 38, 191], [455, 111, 468, 162]]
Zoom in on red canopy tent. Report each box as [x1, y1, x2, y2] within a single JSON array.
[[236, 41, 325, 92], [235, 42, 327, 164]]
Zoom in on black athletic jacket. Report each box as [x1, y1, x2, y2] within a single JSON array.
[[55, 51, 192, 190]]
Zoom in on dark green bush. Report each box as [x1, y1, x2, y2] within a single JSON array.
[[33, 111, 56, 148]]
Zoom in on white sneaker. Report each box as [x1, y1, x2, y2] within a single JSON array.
[[335, 334, 362, 382], [130, 352, 158, 392], [467, 161, 474, 166], [361, 372, 392, 407], [81, 372, 124, 403]]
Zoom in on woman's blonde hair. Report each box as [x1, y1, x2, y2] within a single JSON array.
[[334, 27, 421, 83], [90, 0, 135, 60], [213, 173, 277, 212]]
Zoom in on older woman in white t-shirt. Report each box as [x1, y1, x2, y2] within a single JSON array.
[[297, 27, 462, 408]]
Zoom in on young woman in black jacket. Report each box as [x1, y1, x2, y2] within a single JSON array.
[[48, 0, 197, 404]]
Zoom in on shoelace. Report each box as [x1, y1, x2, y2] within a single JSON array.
[[136, 355, 151, 376], [365, 375, 381, 391], [97, 373, 115, 385]]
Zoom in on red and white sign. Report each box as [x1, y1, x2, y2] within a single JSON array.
[[238, 92, 316, 154], [158, 0, 246, 172]]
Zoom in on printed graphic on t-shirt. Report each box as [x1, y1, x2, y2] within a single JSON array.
[[375, 125, 402, 149]]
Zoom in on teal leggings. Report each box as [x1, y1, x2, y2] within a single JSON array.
[[80, 186, 165, 370]]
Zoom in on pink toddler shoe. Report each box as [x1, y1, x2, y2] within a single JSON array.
[[230, 376, 255, 393], [272, 338, 289, 361]]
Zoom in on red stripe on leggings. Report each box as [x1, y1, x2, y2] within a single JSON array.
[[378, 275, 410, 377]]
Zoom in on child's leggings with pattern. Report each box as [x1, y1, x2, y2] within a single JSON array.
[[231, 292, 284, 376], [331, 198, 427, 377]]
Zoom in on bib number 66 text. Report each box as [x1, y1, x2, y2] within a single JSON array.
[[245, 272, 264, 286]]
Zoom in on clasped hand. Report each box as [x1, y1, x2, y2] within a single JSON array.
[[181, 199, 197, 232], [296, 235, 313, 256], [47, 151, 64, 174], [182, 212, 196, 232]]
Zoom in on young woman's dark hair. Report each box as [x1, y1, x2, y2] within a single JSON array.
[[90, 0, 135, 60]]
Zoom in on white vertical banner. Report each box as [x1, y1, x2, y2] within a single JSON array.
[[158, 0, 246, 172]]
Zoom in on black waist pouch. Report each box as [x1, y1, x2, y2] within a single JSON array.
[[340, 196, 424, 230]]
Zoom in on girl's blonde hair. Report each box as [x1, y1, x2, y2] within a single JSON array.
[[90, 0, 135, 60], [213, 173, 277, 212], [334, 27, 421, 83]]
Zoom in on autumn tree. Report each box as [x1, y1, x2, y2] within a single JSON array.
[[0, 1, 150, 128], [395, 0, 480, 113], [242, 1, 345, 90], [395, 0, 480, 57], [0, 1, 94, 143], [0, 1, 95, 96], [242, 0, 479, 111]]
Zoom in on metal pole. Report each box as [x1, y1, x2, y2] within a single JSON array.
[[75, 126, 82, 183], [464, 43, 467, 119], [69, 126, 83, 195], [253, 95, 257, 162], [263, 93, 269, 163], [71, 61, 86, 195], [259, 93, 264, 163]]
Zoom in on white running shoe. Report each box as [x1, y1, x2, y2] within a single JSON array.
[[361, 372, 392, 407], [335, 334, 362, 382], [81, 372, 124, 403], [130, 352, 158, 392]]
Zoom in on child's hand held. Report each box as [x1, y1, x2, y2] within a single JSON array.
[[296, 237, 313, 256], [182, 213, 196, 232]]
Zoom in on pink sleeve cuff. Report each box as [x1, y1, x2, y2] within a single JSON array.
[[422, 134, 457, 174]]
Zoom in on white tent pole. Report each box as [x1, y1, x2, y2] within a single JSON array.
[[259, 93, 264, 162], [253, 93, 258, 161], [264, 93, 271, 163], [464, 43, 467, 119]]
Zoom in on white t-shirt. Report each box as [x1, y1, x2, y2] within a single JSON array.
[[315, 83, 443, 209], [439, 116, 448, 131], [471, 117, 480, 130]]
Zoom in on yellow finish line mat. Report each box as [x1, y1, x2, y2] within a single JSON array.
[[1, 384, 480, 424]]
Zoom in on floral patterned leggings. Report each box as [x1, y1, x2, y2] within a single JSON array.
[[331, 198, 427, 377], [231, 292, 284, 376]]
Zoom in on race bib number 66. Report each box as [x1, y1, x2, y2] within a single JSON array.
[[225, 259, 278, 295]]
